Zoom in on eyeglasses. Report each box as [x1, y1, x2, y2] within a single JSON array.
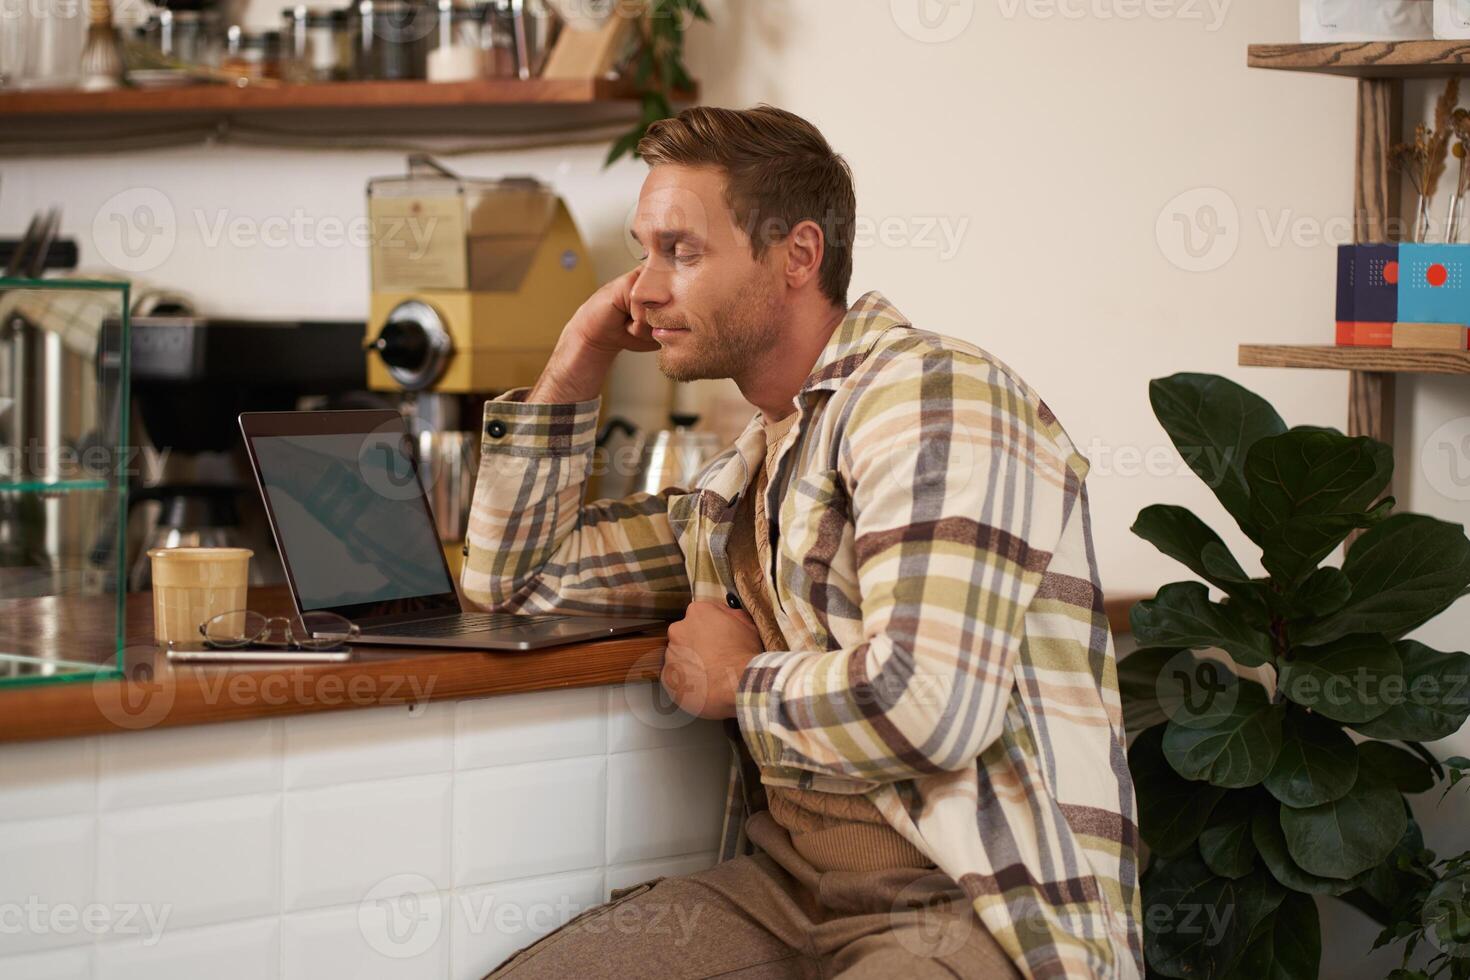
[[199, 610, 360, 651]]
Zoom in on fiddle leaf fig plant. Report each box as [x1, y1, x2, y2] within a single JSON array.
[[1123, 373, 1470, 980]]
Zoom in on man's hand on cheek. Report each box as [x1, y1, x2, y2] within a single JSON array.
[[660, 600, 763, 720]]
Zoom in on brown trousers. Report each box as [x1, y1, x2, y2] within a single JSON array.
[[484, 812, 1020, 980]]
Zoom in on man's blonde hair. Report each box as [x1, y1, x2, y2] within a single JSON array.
[[637, 104, 856, 307]]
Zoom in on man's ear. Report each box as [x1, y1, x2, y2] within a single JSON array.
[[783, 219, 826, 291]]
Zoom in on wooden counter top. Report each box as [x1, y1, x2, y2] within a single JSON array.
[[0, 586, 1144, 745], [0, 586, 669, 743]]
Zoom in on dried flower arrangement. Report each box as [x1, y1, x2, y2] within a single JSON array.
[[1389, 78, 1460, 242]]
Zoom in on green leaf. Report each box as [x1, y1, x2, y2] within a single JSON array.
[[1244, 426, 1393, 584], [1142, 851, 1286, 979], [1280, 756, 1407, 879], [1356, 816, 1430, 925], [1263, 708, 1359, 808], [1118, 647, 1178, 734], [1257, 499, 1394, 588], [1148, 373, 1287, 541], [1358, 741, 1436, 794], [1129, 724, 1226, 857], [1198, 792, 1258, 878], [1277, 634, 1402, 724], [1296, 515, 1470, 647], [1132, 504, 1250, 591], [1251, 804, 1374, 895], [1131, 581, 1275, 668], [1226, 890, 1321, 980], [1163, 681, 1284, 788], [1352, 641, 1470, 742], [1282, 566, 1353, 619]]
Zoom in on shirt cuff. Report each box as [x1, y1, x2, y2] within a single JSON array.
[[735, 649, 800, 768], [481, 387, 603, 457]]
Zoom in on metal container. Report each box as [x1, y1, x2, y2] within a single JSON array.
[[416, 429, 479, 541], [629, 413, 721, 497]]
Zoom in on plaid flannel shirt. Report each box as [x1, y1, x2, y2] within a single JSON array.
[[462, 292, 1142, 978]]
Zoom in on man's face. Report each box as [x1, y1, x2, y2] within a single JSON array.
[[629, 165, 786, 383]]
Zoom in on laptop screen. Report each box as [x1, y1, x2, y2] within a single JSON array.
[[249, 429, 456, 614]]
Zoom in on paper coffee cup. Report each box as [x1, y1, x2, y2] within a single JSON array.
[[148, 547, 253, 645]]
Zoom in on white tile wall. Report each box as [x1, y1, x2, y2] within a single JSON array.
[[98, 719, 282, 810], [0, 737, 97, 820], [0, 815, 97, 955], [283, 897, 450, 980], [96, 917, 279, 980], [607, 743, 731, 865], [453, 758, 605, 887], [0, 686, 732, 978], [97, 796, 281, 933], [284, 704, 454, 790], [284, 774, 453, 912]]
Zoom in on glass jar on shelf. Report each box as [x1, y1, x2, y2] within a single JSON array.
[[352, 0, 434, 80], [426, 0, 483, 82], [282, 6, 351, 82], [222, 26, 283, 81]]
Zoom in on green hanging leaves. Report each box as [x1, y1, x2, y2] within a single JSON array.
[[1295, 515, 1470, 647], [1243, 426, 1393, 587], [1162, 681, 1284, 788], [1125, 373, 1470, 980], [1277, 634, 1403, 725], [1351, 640, 1470, 742], [1226, 890, 1322, 980], [1147, 373, 1287, 541], [1143, 851, 1286, 980], [1198, 792, 1259, 879], [1263, 708, 1359, 808], [1130, 724, 1226, 857], [1279, 757, 1407, 880], [1131, 581, 1275, 668]]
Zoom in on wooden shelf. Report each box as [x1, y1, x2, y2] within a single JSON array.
[[1239, 343, 1470, 374], [1248, 41, 1470, 78], [0, 76, 653, 118]]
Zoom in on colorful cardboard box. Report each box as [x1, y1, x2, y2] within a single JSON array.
[[1397, 243, 1470, 324], [1336, 243, 1470, 346], [1336, 243, 1399, 327]]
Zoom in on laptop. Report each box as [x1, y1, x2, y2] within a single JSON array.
[[238, 409, 663, 651]]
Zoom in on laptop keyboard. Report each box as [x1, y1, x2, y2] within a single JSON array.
[[363, 612, 570, 638]]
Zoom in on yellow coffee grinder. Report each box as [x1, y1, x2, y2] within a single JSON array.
[[364, 156, 598, 573]]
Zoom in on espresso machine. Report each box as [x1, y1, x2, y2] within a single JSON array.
[[362, 156, 598, 568]]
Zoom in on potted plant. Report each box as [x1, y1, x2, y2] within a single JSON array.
[[1121, 372, 1470, 978]]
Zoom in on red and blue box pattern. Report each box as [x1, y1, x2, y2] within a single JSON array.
[[1336, 244, 1470, 348]]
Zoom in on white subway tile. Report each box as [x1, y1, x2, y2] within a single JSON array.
[[98, 720, 281, 810], [455, 687, 605, 771], [97, 796, 280, 934], [0, 737, 96, 820], [607, 681, 726, 754], [0, 815, 96, 955], [453, 758, 604, 888], [604, 851, 718, 896], [284, 704, 453, 790], [449, 870, 603, 980], [0, 945, 93, 980], [607, 743, 729, 865], [283, 774, 451, 913], [283, 895, 449, 980], [95, 917, 278, 980]]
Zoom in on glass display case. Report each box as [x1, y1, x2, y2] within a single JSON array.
[[0, 278, 130, 687]]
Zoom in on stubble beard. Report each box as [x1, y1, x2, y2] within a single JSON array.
[[653, 276, 784, 384]]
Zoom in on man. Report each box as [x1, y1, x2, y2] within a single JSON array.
[[462, 104, 1141, 979]]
